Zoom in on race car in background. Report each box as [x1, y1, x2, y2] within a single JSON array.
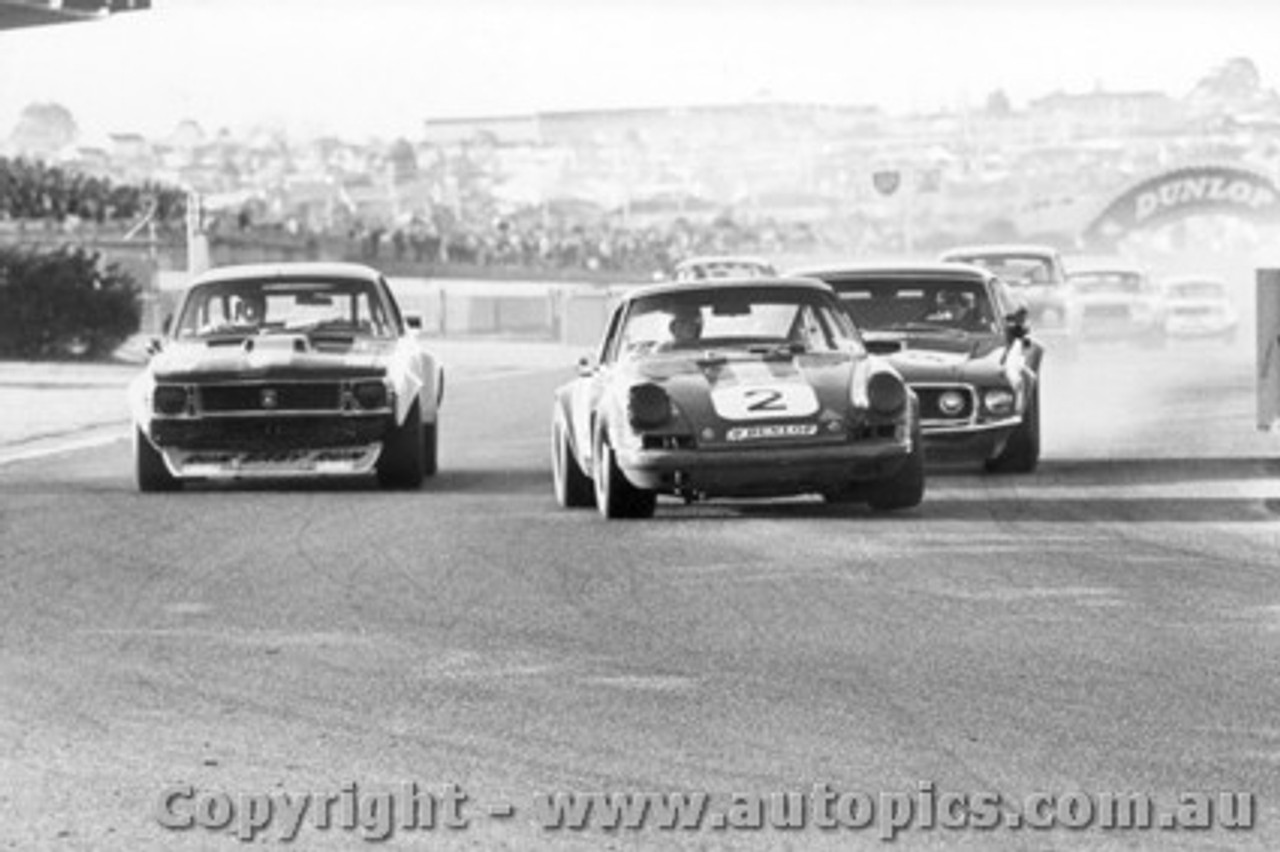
[[939, 243, 1078, 358], [1065, 261, 1167, 348], [670, 255, 778, 281], [1159, 274, 1239, 344], [791, 262, 1043, 473], [550, 278, 924, 518], [129, 262, 443, 491]]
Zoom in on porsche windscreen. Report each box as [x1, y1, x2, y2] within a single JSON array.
[[174, 278, 396, 340], [834, 279, 999, 334], [616, 288, 859, 358]]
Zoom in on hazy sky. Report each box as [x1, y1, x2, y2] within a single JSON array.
[[0, 0, 1276, 143]]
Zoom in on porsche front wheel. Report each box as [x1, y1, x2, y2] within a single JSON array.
[[552, 414, 595, 508], [593, 433, 655, 519], [866, 421, 924, 511]]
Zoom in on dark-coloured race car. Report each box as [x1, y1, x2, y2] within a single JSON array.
[[550, 278, 924, 519], [939, 243, 1078, 357], [129, 262, 443, 491], [671, 255, 778, 281], [1065, 261, 1167, 348], [790, 262, 1043, 473]]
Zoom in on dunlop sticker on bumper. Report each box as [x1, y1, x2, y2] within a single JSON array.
[[726, 423, 820, 442]]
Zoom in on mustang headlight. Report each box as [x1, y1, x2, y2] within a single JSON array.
[[352, 379, 389, 410], [866, 372, 906, 417], [982, 388, 1016, 416], [628, 383, 672, 429], [938, 390, 967, 417], [153, 384, 189, 416]]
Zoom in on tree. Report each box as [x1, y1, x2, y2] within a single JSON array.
[[8, 102, 79, 158]]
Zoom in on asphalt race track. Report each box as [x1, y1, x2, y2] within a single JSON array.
[[2, 340, 1278, 850]]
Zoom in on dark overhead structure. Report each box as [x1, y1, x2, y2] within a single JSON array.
[[0, 0, 149, 31]]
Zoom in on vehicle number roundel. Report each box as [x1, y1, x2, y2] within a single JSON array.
[[710, 384, 820, 421]]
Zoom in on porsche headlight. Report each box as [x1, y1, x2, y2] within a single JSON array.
[[153, 384, 189, 416], [982, 388, 1016, 416], [628, 383, 672, 429], [866, 372, 906, 417]]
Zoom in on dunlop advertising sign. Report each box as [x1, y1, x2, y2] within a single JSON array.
[[1082, 165, 1280, 247]]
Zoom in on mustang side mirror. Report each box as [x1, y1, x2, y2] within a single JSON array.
[[145, 337, 164, 356], [1004, 307, 1030, 343]]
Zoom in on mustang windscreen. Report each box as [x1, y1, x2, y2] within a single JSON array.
[[837, 282, 997, 332], [174, 279, 395, 339]]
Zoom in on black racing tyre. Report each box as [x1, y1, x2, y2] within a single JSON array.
[[422, 418, 438, 477], [135, 428, 181, 492], [867, 420, 925, 511], [377, 399, 425, 489], [593, 432, 656, 519], [985, 381, 1040, 474], [552, 413, 595, 508]]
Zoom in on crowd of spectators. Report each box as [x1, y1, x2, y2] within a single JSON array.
[[350, 212, 826, 275], [0, 157, 186, 232]]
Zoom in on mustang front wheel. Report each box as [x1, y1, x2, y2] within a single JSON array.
[[135, 428, 181, 492], [593, 433, 656, 519], [985, 381, 1040, 474]]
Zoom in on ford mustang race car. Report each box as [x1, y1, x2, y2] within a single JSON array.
[[791, 262, 1043, 473], [550, 278, 924, 518], [129, 262, 443, 491], [939, 243, 1078, 359]]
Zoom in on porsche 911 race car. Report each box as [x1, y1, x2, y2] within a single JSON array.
[[550, 278, 924, 519], [791, 262, 1043, 472], [128, 262, 443, 491]]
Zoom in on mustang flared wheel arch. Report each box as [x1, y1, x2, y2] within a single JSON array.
[[985, 381, 1040, 474]]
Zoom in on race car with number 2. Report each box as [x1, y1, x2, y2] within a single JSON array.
[[550, 278, 924, 518]]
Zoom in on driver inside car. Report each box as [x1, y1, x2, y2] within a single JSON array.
[[666, 305, 704, 347]]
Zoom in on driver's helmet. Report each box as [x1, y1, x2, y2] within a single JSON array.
[[235, 291, 266, 324], [667, 304, 704, 342]]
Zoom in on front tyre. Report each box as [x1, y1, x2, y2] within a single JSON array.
[[422, 418, 438, 477], [866, 420, 924, 511], [135, 427, 181, 492], [593, 432, 656, 519], [985, 381, 1040, 474], [377, 400, 425, 489], [552, 412, 595, 508]]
